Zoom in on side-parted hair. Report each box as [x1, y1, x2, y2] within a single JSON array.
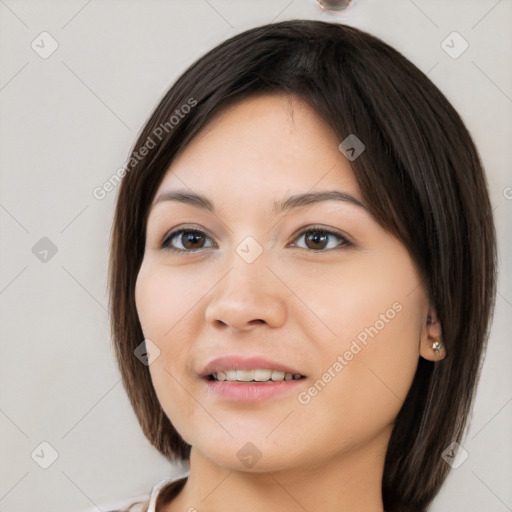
[[108, 20, 497, 512]]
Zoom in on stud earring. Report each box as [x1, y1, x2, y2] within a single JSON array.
[[432, 340, 444, 354]]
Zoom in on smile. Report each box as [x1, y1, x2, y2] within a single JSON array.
[[209, 369, 305, 382]]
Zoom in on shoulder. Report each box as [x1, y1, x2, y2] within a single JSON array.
[[76, 472, 189, 512], [76, 494, 149, 512], [148, 471, 189, 511], [153, 473, 188, 507]]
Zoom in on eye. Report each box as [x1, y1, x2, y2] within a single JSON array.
[[290, 227, 353, 251], [160, 225, 353, 254], [161, 228, 216, 253]]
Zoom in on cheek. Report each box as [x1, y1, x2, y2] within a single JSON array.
[[135, 260, 209, 338], [134, 261, 213, 442], [289, 247, 424, 435], [135, 260, 205, 376]]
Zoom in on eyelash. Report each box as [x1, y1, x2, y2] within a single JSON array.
[[160, 225, 354, 254]]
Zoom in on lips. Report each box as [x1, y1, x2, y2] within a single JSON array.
[[199, 355, 306, 380]]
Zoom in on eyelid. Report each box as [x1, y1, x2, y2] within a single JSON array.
[[286, 224, 353, 251], [160, 224, 354, 253], [161, 224, 217, 252]]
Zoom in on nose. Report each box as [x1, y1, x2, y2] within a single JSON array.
[[204, 247, 288, 332]]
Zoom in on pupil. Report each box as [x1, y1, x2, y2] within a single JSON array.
[[183, 232, 204, 249], [306, 230, 327, 249]]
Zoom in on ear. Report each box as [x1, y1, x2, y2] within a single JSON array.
[[419, 305, 446, 361]]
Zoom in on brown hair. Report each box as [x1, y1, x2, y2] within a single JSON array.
[[108, 20, 497, 511]]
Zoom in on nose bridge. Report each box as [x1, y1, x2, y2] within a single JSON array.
[[204, 236, 287, 329], [233, 234, 267, 277], [220, 238, 272, 303]]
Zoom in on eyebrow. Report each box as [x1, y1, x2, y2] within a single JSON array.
[[153, 189, 368, 214]]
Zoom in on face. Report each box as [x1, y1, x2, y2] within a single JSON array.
[[135, 93, 438, 472]]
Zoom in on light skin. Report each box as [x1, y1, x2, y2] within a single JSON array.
[[135, 93, 445, 512]]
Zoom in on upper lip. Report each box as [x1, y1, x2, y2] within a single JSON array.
[[199, 355, 306, 377]]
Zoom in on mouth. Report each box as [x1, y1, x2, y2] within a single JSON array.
[[206, 369, 306, 383], [199, 356, 307, 401]]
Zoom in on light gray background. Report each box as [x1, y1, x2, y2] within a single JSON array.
[[1, 0, 511, 511]]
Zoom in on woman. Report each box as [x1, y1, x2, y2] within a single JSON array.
[[108, 19, 497, 512]]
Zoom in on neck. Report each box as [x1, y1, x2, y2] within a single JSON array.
[[164, 429, 390, 512]]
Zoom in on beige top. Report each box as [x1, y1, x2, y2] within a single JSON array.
[[147, 471, 189, 511], [79, 472, 189, 512]]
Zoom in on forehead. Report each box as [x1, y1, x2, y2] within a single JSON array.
[[152, 93, 362, 210]]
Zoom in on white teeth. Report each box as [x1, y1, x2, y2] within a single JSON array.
[[236, 370, 254, 381], [271, 370, 285, 381], [212, 369, 303, 382], [255, 369, 272, 381]]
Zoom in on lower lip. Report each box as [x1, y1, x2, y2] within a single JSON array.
[[204, 378, 305, 402]]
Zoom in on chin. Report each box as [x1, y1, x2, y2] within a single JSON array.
[[193, 434, 309, 473]]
